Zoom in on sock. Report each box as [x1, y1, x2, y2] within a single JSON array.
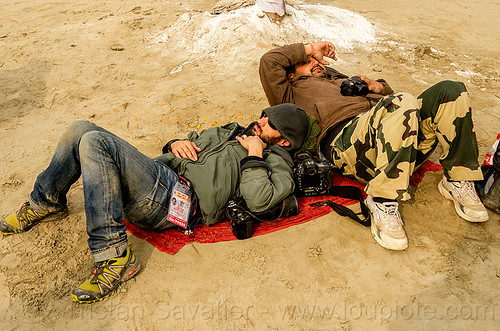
[[119, 249, 127, 258]]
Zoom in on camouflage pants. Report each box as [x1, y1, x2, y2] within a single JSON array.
[[329, 80, 482, 200]]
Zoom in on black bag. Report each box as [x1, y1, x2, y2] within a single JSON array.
[[226, 195, 299, 240], [479, 142, 500, 214]]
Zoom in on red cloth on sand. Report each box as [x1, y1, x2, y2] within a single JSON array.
[[125, 161, 442, 255]]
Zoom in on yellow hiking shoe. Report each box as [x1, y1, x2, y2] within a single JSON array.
[[1, 201, 68, 235], [71, 246, 141, 303]]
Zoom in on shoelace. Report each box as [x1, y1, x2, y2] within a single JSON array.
[[453, 181, 480, 203], [17, 202, 30, 219], [17, 202, 39, 226], [17, 203, 27, 216], [380, 202, 403, 229], [89, 262, 107, 283]]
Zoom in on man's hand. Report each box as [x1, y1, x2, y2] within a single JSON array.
[[171, 140, 202, 161], [354, 74, 384, 94], [306, 42, 337, 64], [236, 135, 267, 158]]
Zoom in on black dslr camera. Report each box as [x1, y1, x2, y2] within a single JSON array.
[[340, 76, 369, 96], [227, 195, 299, 240], [293, 152, 335, 197]]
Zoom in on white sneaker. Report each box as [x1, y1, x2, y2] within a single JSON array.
[[438, 176, 489, 222], [366, 195, 408, 251]]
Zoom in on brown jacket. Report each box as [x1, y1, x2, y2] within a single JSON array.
[[259, 43, 394, 141]]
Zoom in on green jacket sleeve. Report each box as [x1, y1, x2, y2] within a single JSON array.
[[154, 130, 204, 166], [239, 152, 294, 213]]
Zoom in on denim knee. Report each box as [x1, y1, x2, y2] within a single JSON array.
[[78, 130, 111, 159], [59, 121, 101, 146]]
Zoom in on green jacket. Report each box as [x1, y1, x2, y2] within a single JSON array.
[[155, 123, 295, 225]]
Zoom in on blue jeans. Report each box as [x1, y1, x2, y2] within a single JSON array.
[[30, 121, 179, 262]]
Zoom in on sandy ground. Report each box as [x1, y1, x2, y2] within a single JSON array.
[[1, 0, 499, 329]]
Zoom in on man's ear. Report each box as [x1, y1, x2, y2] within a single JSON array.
[[279, 139, 291, 147]]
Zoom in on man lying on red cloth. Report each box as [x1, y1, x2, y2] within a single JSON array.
[[125, 160, 443, 255], [1, 104, 313, 303]]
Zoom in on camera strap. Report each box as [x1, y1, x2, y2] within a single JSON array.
[[310, 186, 371, 227]]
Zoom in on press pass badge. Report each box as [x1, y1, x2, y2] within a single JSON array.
[[167, 178, 192, 228]]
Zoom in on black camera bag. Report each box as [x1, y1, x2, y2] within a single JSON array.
[[226, 195, 299, 240]]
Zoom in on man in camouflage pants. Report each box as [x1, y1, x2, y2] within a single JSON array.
[[259, 42, 489, 250]]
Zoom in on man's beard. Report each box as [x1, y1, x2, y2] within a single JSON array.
[[310, 64, 326, 77], [242, 121, 283, 145], [242, 121, 259, 137]]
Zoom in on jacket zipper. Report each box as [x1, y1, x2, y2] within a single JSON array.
[[178, 140, 241, 174]]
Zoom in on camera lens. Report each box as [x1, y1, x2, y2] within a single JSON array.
[[303, 159, 317, 176]]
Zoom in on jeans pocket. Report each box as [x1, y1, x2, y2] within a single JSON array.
[[124, 182, 171, 231]]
